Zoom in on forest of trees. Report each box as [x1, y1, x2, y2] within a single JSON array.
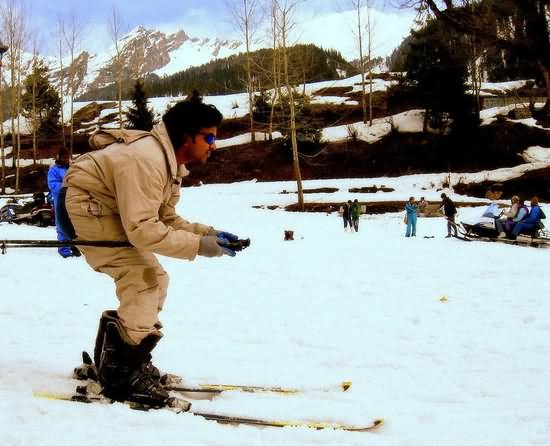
[[0, 0, 549, 196], [385, 0, 550, 132], [77, 44, 355, 101]]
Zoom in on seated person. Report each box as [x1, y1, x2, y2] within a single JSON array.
[[495, 195, 526, 238], [511, 196, 543, 238]]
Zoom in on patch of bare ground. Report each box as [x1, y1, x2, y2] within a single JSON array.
[[279, 187, 339, 194], [311, 86, 353, 96], [349, 186, 395, 193], [454, 167, 550, 202], [266, 200, 489, 214]]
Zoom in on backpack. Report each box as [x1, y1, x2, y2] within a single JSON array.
[[540, 208, 546, 220], [88, 129, 153, 151]]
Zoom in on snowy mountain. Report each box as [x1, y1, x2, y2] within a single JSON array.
[[47, 26, 243, 96], [43, 7, 414, 97]]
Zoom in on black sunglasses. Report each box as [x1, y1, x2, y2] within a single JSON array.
[[198, 132, 216, 145]]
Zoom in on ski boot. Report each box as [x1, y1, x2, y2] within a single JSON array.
[[95, 310, 190, 410]]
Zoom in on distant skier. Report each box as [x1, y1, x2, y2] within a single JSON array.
[[47, 149, 80, 258], [60, 95, 246, 408], [342, 200, 352, 231], [439, 193, 457, 238], [404, 197, 418, 237], [351, 199, 361, 232]]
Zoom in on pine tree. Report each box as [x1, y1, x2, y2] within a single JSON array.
[[405, 20, 475, 133], [125, 79, 156, 131], [21, 60, 61, 135]]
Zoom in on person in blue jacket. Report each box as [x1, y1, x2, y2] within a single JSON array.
[[47, 150, 80, 258], [510, 196, 543, 239], [405, 196, 418, 237]]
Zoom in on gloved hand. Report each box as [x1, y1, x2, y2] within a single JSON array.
[[208, 228, 239, 243], [198, 236, 236, 258]]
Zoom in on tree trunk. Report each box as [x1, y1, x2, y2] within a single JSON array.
[[58, 38, 66, 149], [282, 29, 304, 211], [357, 5, 367, 124], [0, 66, 4, 194], [15, 50, 21, 193], [32, 66, 37, 164]]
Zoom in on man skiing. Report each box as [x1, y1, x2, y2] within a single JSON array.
[[62, 95, 244, 408]]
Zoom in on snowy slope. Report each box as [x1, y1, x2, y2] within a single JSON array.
[[0, 174, 549, 446]]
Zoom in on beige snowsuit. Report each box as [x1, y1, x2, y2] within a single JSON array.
[[63, 122, 212, 344]]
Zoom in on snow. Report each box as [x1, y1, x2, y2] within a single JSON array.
[[467, 80, 534, 97], [1, 171, 549, 446], [322, 110, 424, 143], [520, 146, 550, 163], [216, 132, 283, 149]]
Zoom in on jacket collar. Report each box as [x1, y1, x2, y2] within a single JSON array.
[[151, 122, 190, 179]]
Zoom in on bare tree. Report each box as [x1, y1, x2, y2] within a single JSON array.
[[398, 0, 550, 121], [56, 16, 66, 149], [1, 0, 28, 192], [349, 0, 376, 125], [274, 0, 304, 210], [109, 6, 125, 129], [0, 46, 5, 194], [28, 39, 41, 164], [227, 0, 262, 143], [63, 12, 82, 157], [268, 0, 282, 141]]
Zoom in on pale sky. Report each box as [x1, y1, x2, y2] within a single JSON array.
[[23, 0, 401, 57]]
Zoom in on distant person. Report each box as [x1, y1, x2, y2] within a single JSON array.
[[405, 197, 418, 237], [510, 196, 543, 239], [439, 193, 457, 238], [496, 196, 528, 238], [342, 200, 352, 232], [351, 199, 360, 232], [495, 195, 519, 238], [418, 197, 428, 216], [47, 149, 80, 258]]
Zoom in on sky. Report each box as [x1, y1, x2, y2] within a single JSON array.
[[24, 0, 404, 57]]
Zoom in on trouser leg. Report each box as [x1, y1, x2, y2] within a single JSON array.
[[65, 187, 167, 345]]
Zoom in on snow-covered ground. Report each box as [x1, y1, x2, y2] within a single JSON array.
[[0, 173, 549, 446]]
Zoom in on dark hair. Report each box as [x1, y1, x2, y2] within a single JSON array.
[[56, 148, 70, 166], [162, 92, 223, 150], [441, 193, 447, 199]]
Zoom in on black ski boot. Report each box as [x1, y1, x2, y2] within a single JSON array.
[[94, 310, 187, 409]]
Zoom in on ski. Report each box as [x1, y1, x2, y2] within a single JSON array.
[[164, 379, 352, 395], [75, 351, 352, 395], [33, 389, 383, 432], [189, 412, 383, 432]]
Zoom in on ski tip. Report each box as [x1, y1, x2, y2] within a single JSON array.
[[33, 390, 68, 401], [82, 351, 93, 365], [341, 381, 352, 392]]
